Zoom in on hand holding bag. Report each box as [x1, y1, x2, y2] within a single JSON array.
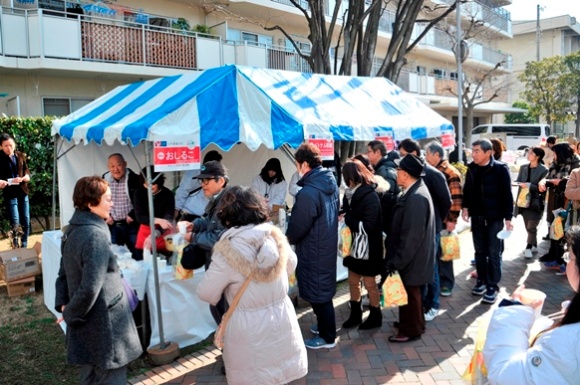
[[214, 271, 255, 349], [351, 221, 369, 260]]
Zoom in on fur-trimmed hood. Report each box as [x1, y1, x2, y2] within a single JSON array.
[[213, 223, 288, 283]]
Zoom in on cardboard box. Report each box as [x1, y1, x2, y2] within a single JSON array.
[[7, 276, 36, 297], [0, 243, 41, 283]]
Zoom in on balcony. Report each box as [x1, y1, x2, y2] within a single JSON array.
[[431, 0, 511, 35]]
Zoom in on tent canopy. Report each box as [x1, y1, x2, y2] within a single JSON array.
[[52, 65, 453, 150]]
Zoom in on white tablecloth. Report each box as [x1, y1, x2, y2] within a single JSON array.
[[41, 231, 216, 348]]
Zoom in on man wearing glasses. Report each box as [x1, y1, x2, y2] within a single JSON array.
[[180, 160, 230, 323]]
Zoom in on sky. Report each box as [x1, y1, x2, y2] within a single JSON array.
[[505, 0, 580, 21]]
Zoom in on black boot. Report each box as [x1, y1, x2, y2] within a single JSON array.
[[342, 301, 362, 328], [359, 305, 383, 330]]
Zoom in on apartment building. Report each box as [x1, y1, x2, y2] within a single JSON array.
[[498, 14, 580, 134], [0, 0, 514, 127]]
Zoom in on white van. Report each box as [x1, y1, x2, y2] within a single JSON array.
[[471, 124, 550, 152]]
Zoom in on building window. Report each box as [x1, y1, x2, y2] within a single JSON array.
[[432, 68, 446, 79], [241, 32, 259, 45], [450, 71, 458, 80], [42, 98, 93, 117]]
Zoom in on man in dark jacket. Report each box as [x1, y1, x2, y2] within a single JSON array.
[[386, 154, 435, 342], [398, 138, 451, 321], [462, 138, 513, 304], [181, 160, 230, 324], [366, 140, 400, 230], [287, 143, 340, 350], [0, 133, 31, 248], [102, 153, 141, 253]]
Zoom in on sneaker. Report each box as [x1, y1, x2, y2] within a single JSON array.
[[470, 259, 476, 266], [440, 287, 452, 297], [304, 336, 336, 349], [481, 287, 498, 304], [532, 246, 539, 253], [472, 282, 486, 296], [424, 308, 439, 322], [524, 248, 533, 259]]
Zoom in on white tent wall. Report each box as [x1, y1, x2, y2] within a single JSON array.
[[56, 140, 296, 227]]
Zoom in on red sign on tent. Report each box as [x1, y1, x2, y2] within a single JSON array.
[[441, 132, 455, 149], [307, 134, 335, 161], [154, 141, 200, 172], [375, 135, 395, 152]]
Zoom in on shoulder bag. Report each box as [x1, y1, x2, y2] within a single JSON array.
[[351, 221, 369, 260], [214, 271, 255, 349]]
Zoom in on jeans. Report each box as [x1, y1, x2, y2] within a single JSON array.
[[439, 258, 455, 291], [6, 193, 30, 247], [109, 222, 138, 253], [471, 216, 504, 290], [421, 234, 440, 311], [310, 301, 336, 343]]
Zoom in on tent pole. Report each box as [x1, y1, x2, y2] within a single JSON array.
[[144, 142, 168, 349], [52, 136, 58, 230]]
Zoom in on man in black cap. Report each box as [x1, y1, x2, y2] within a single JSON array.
[[179, 160, 230, 324], [385, 154, 435, 343]]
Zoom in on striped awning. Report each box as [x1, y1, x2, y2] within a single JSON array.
[[52, 65, 454, 150]]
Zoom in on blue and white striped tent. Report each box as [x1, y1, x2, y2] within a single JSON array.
[[52, 65, 453, 149]]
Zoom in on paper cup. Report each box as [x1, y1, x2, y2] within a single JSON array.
[[496, 229, 512, 240], [157, 259, 167, 271], [520, 288, 547, 318], [178, 222, 187, 235]]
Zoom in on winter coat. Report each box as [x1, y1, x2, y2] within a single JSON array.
[[463, 158, 514, 221], [54, 209, 142, 369], [386, 179, 435, 286], [191, 187, 230, 267], [342, 184, 383, 277], [286, 166, 340, 303], [373, 152, 401, 230], [422, 163, 451, 233], [483, 305, 580, 385], [0, 150, 30, 197], [197, 224, 308, 385], [514, 163, 549, 219]]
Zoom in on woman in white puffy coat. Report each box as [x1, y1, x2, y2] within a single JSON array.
[[197, 185, 307, 385], [483, 225, 580, 385]]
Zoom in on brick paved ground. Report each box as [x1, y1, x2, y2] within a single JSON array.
[[128, 217, 574, 385]]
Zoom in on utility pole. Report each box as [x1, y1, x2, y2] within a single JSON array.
[[456, 0, 463, 163], [536, 4, 541, 61]]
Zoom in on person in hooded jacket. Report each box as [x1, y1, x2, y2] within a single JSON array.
[[341, 160, 386, 330], [366, 140, 400, 230], [55, 176, 142, 385], [286, 143, 340, 350], [252, 158, 287, 210], [197, 186, 307, 385]]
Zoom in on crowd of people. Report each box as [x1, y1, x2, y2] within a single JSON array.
[[48, 133, 580, 385]]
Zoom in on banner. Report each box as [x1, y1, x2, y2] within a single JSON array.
[[307, 134, 334, 161]]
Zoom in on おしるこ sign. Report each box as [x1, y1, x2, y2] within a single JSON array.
[[154, 140, 200, 172]]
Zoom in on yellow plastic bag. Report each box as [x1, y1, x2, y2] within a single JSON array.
[[382, 271, 408, 308], [174, 243, 193, 280], [550, 216, 564, 240], [440, 231, 460, 261], [516, 186, 531, 208], [338, 219, 352, 258], [463, 316, 490, 384]]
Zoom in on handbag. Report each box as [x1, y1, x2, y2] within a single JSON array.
[[351, 221, 369, 260], [382, 271, 408, 308], [121, 275, 139, 312], [214, 271, 255, 349]]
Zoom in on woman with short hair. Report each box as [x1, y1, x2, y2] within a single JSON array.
[[55, 176, 142, 385]]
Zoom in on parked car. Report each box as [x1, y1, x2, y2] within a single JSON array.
[[471, 124, 550, 152]]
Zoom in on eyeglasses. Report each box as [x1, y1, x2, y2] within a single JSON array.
[[563, 252, 575, 264], [200, 178, 216, 185]]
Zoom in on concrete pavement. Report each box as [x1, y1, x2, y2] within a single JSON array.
[[128, 214, 574, 385]]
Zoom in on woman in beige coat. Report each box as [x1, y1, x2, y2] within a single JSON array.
[[197, 186, 307, 385]]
